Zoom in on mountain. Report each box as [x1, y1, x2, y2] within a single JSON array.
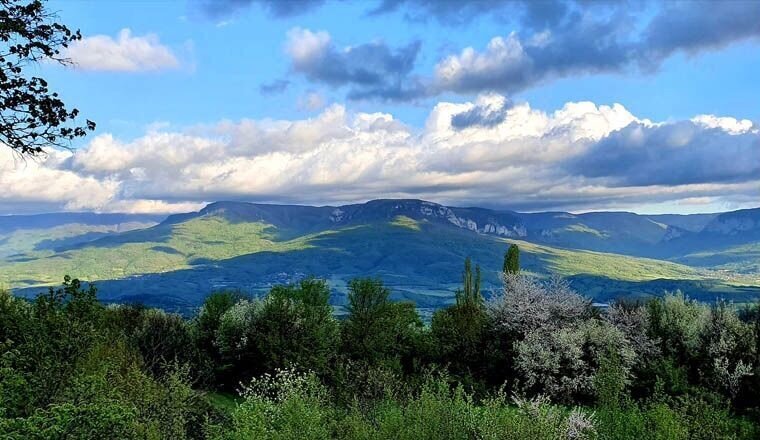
[[1, 200, 758, 313], [663, 208, 760, 275], [646, 213, 718, 233], [0, 212, 163, 234], [0, 213, 163, 260]]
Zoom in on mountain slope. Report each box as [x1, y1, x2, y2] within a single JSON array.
[[2, 200, 758, 312], [0, 213, 162, 260]]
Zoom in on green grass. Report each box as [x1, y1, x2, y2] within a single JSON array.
[[0, 222, 154, 258], [504, 239, 700, 282], [206, 391, 241, 413], [0, 217, 327, 288], [678, 242, 760, 273], [558, 223, 609, 238], [390, 215, 422, 231]]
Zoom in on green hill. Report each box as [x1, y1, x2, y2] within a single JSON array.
[[3, 200, 759, 313]]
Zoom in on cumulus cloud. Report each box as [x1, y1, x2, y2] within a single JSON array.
[[425, 5, 635, 95], [65, 29, 180, 72], [1, 97, 758, 214], [567, 120, 760, 186], [285, 28, 425, 101], [0, 149, 118, 211], [450, 94, 513, 129], [422, 1, 760, 96], [692, 115, 754, 135], [262, 1, 760, 100], [432, 33, 536, 95]]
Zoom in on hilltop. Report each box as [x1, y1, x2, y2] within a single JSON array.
[[1, 199, 758, 312]]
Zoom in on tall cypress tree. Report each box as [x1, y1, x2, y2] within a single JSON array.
[[458, 257, 482, 307], [503, 244, 520, 275], [434, 257, 487, 383]]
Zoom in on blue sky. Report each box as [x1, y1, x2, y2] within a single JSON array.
[[1, 0, 759, 215]]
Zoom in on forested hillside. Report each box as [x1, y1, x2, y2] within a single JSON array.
[[3, 253, 760, 439], [2, 200, 759, 314]]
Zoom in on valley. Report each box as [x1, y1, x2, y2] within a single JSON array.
[[2, 199, 759, 313]]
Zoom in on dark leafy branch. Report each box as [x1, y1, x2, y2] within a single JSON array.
[[0, 0, 94, 156]]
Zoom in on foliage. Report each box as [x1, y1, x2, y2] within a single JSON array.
[[194, 291, 244, 386], [0, 0, 95, 155], [515, 318, 635, 404], [488, 273, 591, 336], [132, 308, 195, 377], [341, 278, 424, 371], [4, 268, 760, 438], [213, 278, 339, 387], [647, 291, 709, 365], [0, 278, 215, 439], [431, 258, 488, 386], [503, 243, 520, 275], [208, 369, 334, 440]]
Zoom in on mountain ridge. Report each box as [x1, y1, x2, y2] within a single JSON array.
[[2, 199, 759, 313]]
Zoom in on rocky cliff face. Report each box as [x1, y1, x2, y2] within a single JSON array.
[[326, 200, 528, 237], [703, 208, 760, 235]]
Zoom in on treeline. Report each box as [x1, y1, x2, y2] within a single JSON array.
[[2, 245, 760, 438]]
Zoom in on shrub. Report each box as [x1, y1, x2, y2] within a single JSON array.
[[133, 308, 194, 378], [210, 369, 334, 440], [489, 274, 591, 337], [515, 319, 634, 404]]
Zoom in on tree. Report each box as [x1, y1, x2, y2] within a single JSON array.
[[646, 291, 709, 370], [214, 298, 262, 388], [0, 0, 94, 155], [515, 319, 634, 404], [488, 274, 590, 337], [254, 278, 339, 375], [196, 292, 242, 352], [457, 256, 482, 308], [0, 277, 103, 416], [132, 309, 194, 378], [503, 244, 520, 275], [192, 291, 243, 386], [431, 258, 488, 385], [341, 278, 423, 369]]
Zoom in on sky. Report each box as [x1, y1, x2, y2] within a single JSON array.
[[1, 0, 759, 215]]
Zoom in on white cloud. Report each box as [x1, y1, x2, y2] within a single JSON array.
[[65, 28, 180, 72], [691, 114, 754, 135], [285, 27, 330, 70], [104, 199, 206, 214], [0, 149, 118, 210], [1, 97, 758, 214], [433, 33, 531, 93]]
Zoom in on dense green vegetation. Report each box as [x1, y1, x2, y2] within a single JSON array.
[[3, 247, 760, 439], [503, 244, 520, 275], [0, 216, 701, 288], [0, 217, 324, 286]]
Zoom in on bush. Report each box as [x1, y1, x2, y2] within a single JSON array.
[[515, 319, 634, 404], [133, 308, 195, 378], [209, 369, 334, 440]]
